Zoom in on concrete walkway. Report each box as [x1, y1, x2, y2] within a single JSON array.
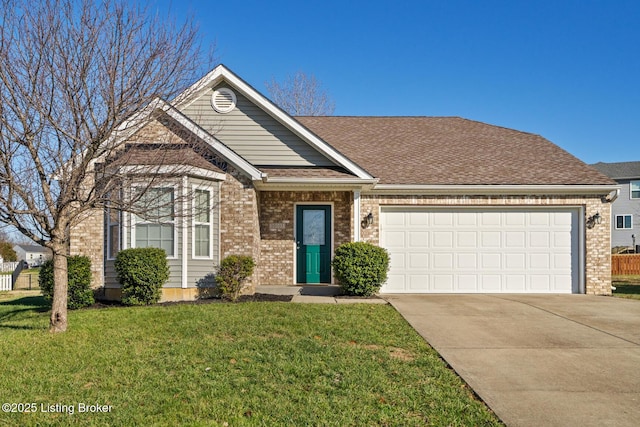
[[255, 285, 387, 304], [385, 294, 640, 427]]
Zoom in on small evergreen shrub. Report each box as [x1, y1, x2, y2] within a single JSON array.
[[332, 242, 390, 296], [215, 255, 255, 302], [40, 255, 95, 309], [115, 248, 169, 306]]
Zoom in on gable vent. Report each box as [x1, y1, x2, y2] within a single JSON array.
[[211, 87, 237, 113]]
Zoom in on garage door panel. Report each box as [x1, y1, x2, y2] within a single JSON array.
[[433, 231, 453, 248], [529, 212, 550, 226], [554, 232, 572, 247], [385, 231, 406, 249], [481, 212, 501, 226], [433, 212, 454, 226], [530, 253, 550, 269], [505, 253, 526, 269], [553, 275, 572, 292], [408, 231, 429, 248], [408, 211, 429, 225], [505, 212, 526, 226], [433, 275, 454, 291], [481, 231, 501, 247], [457, 231, 478, 247], [457, 275, 478, 291], [408, 275, 429, 291], [505, 231, 526, 247], [380, 208, 580, 294], [457, 253, 478, 269], [384, 211, 407, 226], [408, 253, 428, 269], [456, 212, 478, 226], [481, 253, 501, 269], [389, 253, 405, 272], [481, 275, 502, 291], [530, 275, 551, 292], [433, 253, 454, 269], [503, 275, 526, 292], [385, 273, 407, 292]]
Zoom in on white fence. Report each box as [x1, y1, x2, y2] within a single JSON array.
[[0, 274, 11, 291], [0, 262, 19, 273]]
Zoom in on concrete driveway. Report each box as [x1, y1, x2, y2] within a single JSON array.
[[385, 294, 640, 427]]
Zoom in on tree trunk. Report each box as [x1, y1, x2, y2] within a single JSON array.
[[49, 250, 68, 333]]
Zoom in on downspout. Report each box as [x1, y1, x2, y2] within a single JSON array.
[[353, 190, 361, 242]]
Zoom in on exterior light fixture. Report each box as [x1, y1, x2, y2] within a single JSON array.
[[361, 212, 374, 229], [586, 212, 602, 229]]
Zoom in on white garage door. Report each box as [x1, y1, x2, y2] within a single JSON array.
[[380, 208, 581, 293]]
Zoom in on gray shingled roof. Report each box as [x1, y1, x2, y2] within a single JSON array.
[[590, 161, 640, 180], [297, 116, 616, 186]]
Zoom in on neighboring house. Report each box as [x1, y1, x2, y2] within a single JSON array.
[[69, 65, 617, 300], [590, 161, 640, 250], [13, 244, 52, 267]]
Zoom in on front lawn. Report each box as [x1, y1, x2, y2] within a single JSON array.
[[612, 275, 640, 300], [0, 296, 500, 426]]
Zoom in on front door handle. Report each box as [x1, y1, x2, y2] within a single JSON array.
[[296, 241, 301, 250]]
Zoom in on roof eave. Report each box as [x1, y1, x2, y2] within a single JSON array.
[[367, 184, 621, 196], [255, 177, 378, 191]]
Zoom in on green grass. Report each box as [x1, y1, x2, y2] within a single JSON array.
[[0, 296, 501, 426], [612, 275, 640, 300]]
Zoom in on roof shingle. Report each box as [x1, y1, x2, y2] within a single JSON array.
[[590, 161, 640, 180], [297, 116, 615, 186]]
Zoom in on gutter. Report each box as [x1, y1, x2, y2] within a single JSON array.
[[255, 177, 378, 191], [367, 184, 621, 196]]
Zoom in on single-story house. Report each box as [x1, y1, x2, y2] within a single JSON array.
[[590, 161, 640, 251], [13, 244, 52, 267], [69, 65, 618, 300]]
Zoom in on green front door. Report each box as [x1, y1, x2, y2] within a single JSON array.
[[296, 205, 331, 283]]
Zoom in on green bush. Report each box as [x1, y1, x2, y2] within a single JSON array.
[[39, 255, 95, 309], [115, 248, 169, 306], [215, 255, 255, 302], [332, 242, 390, 296]]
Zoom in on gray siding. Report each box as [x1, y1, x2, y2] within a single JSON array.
[[186, 179, 220, 288], [181, 85, 334, 166], [610, 179, 640, 247]]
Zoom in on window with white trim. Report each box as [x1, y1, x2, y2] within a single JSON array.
[[631, 181, 640, 199], [193, 188, 212, 258], [134, 187, 175, 256], [616, 214, 633, 230], [106, 206, 121, 259]]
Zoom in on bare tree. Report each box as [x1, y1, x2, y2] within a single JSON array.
[[266, 71, 335, 116], [0, 0, 206, 332]]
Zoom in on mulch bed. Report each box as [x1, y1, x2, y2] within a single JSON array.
[[88, 293, 293, 309]]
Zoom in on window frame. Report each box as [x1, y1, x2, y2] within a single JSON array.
[[106, 205, 121, 261], [131, 185, 178, 259], [631, 180, 640, 199], [615, 214, 633, 230], [192, 185, 214, 260]]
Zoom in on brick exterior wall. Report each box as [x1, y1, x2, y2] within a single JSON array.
[[69, 206, 105, 289], [219, 167, 261, 292], [359, 194, 612, 295], [258, 191, 352, 284]]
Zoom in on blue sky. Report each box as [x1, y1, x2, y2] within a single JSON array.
[[156, 0, 639, 164]]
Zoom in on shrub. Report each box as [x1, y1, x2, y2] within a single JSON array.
[[215, 255, 255, 302], [332, 242, 390, 296], [39, 255, 95, 309], [115, 248, 169, 306]]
